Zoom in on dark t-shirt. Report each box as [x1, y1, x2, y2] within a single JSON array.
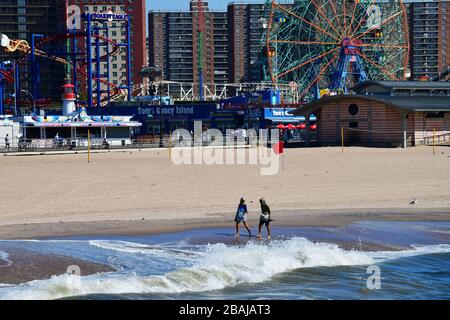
[[235, 204, 247, 221], [260, 203, 271, 222]]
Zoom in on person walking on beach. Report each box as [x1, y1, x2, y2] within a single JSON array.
[[234, 197, 252, 237], [257, 198, 272, 240], [4, 134, 10, 151]]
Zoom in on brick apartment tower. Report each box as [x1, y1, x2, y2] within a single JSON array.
[[227, 3, 266, 84], [227, 2, 293, 84], [438, 1, 450, 78], [68, 0, 147, 94], [148, 1, 228, 97], [404, 0, 450, 80]]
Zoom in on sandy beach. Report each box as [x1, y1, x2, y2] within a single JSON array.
[[0, 146, 449, 239]]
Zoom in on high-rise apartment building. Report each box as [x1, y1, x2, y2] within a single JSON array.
[[227, 2, 267, 83], [404, 0, 450, 80], [212, 11, 229, 86], [148, 1, 229, 95], [0, 0, 66, 101], [148, 1, 288, 88]]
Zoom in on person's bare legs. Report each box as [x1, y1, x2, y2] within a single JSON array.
[[243, 221, 252, 236], [257, 223, 263, 239], [235, 222, 240, 237], [266, 224, 271, 240]]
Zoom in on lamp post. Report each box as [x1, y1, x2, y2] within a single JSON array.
[[21, 89, 35, 114]]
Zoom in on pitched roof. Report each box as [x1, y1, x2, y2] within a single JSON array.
[[352, 80, 450, 94], [292, 94, 450, 116]]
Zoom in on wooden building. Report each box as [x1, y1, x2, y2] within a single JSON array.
[[293, 81, 450, 148]]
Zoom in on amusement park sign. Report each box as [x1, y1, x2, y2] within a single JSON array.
[[67, 6, 128, 30], [90, 12, 128, 21]]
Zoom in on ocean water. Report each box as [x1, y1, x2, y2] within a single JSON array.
[[0, 221, 449, 300]]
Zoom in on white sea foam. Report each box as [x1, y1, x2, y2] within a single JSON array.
[[369, 244, 450, 261], [428, 229, 450, 235], [1, 238, 449, 300], [89, 240, 203, 259], [0, 250, 12, 268]]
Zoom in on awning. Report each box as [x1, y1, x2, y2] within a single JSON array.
[[266, 115, 316, 123], [24, 122, 142, 128]]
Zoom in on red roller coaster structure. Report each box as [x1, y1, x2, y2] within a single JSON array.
[[1, 10, 133, 110]]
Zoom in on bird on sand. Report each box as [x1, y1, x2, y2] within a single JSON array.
[[409, 199, 417, 205]]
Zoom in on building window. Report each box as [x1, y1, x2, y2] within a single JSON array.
[[425, 112, 444, 119], [348, 104, 359, 116]]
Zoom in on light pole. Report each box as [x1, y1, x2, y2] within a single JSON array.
[[21, 89, 35, 114]]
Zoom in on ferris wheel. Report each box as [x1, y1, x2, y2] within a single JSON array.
[[264, 0, 410, 101]]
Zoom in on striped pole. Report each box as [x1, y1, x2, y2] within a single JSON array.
[[433, 128, 436, 155], [169, 133, 172, 159]]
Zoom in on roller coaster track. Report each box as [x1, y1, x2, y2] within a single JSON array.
[[0, 69, 14, 83], [112, 81, 301, 103], [1, 34, 125, 106]]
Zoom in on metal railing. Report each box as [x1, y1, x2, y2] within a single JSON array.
[[423, 132, 450, 146], [0, 134, 262, 153]]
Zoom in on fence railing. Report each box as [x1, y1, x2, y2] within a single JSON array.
[[1, 130, 316, 153], [423, 132, 450, 146], [0, 135, 263, 153]]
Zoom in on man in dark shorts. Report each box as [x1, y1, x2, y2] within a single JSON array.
[[257, 198, 272, 240]]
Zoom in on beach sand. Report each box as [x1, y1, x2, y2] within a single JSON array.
[[0, 146, 449, 239]]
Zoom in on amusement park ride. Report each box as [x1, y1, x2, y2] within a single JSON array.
[[0, 8, 132, 114], [0, 0, 413, 114], [141, 0, 410, 105], [263, 0, 410, 101]]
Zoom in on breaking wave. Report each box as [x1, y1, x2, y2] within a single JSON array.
[[0, 250, 12, 268], [1, 238, 449, 300]]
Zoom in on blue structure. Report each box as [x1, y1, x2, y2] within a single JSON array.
[[263, 108, 316, 124], [330, 39, 368, 93], [81, 12, 133, 108], [220, 89, 281, 107], [87, 104, 316, 140], [30, 34, 44, 100], [0, 61, 20, 115], [28, 12, 132, 109]]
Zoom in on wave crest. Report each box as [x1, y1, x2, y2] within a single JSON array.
[[0, 237, 376, 300]]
